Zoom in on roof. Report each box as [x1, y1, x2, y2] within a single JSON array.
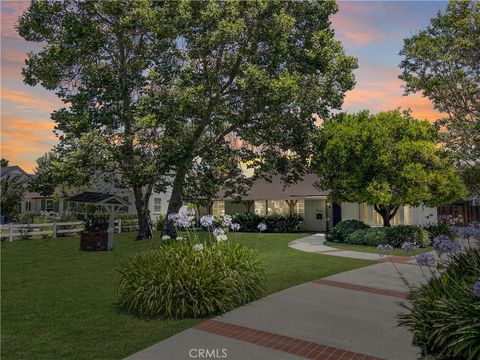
[[67, 192, 129, 206], [217, 173, 329, 201], [0, 165, 30, 179]]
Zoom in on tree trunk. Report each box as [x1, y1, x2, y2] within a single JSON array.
[[163, 167, 188, 238], [374, 205, 399, 227], [133, 185, 153, 240]]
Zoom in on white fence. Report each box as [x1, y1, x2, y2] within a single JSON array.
[[0, 221, 84, 241], [0, 218, 140, 241]]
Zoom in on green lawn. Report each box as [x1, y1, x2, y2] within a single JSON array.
[[324, 241, 433, 256], [2, 232, 374, 360]]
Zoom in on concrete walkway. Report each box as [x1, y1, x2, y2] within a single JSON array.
[[289, 233, 390, 261], [125, 235, 427, 360]]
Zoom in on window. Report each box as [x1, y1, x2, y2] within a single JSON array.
[[404, 206, 412, 225], [45, 199, 54, 212], [25, 201, 32, 212], [360, 203, 369, 224], [268, 200, 289, 215], [295, 200, 305, 216], [212, 201, 225, 217], [153, 198, 162, 213], [254, 201, 267, 215]]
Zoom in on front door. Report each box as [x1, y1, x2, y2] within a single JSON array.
[[304, 199, 327, 232]]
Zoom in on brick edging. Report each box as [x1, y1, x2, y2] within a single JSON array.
[[195, 319, 385, 360], [311, 279, 409, 299]]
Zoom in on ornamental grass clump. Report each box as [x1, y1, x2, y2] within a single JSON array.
[[399, 249, 480, 360], [118, 234, 265, 319]]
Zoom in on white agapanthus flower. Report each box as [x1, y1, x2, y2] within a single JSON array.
[[176, 236, 184, 241], [193, 243, 204, 251], [161, 235, 170, 240], [216, 234, 228, 242]]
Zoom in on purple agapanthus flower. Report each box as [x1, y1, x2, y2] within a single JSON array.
[[257, 222, 267, 232], [474, 281, 480, 298], [222, 214, 233, 227], [169, 212, 192, 228], [401, 241, 419, 254], [230, 223, 240, 231], [433, 235, 461, 255], [452, 225, 480, 239], [415, 253, 436, 267], [200, 215, 214, 228]]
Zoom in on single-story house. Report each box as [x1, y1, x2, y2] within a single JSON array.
[[199, 173, 437, 232]]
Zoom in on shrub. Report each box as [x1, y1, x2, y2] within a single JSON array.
[[154, 214, 166, 232], [386, 225, 430, 247], [346, 229, 368, 244], [118, 241, 266, 318], [423, 222, 453, 242], [325, 227, 342, 242], [399, 249, 480, 359], [364, 227, 388, 246], [231, 212, 302, 233], [330, 220, 370, 242]]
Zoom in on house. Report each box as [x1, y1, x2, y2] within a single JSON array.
[[0, 165, 31, 180], [199, 173, 437, 232], [12, 165, 172, 220]]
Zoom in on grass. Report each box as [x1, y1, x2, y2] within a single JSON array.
[[2, 232, 374, 360], [324, 241, 433, 256]]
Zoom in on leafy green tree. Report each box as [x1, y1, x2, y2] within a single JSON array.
[[142, 0, 357, 235], [30, 153, 57, 196], [1, 175, 27, 223], [17, 0, 175, 239], [399, 1, 480, 195], [314, 110, 466, 227], [0, 159, 9, 167]]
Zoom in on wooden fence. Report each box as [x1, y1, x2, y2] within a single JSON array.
[[0, 221, 84, 241], [0, 218, 140, 241]]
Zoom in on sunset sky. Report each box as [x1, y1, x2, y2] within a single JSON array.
[[1, 1, 448, 172]]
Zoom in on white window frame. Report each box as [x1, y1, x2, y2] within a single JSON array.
[[153, 197, 162, 213]]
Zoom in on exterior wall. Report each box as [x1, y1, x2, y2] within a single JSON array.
[[340, 202, 437, 226], [302, 199, 327, 232]]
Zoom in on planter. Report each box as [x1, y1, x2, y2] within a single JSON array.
[[80, 229, 108, 251]]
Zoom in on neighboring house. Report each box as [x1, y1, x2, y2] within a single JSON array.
[[199, 173, 437, 232], [0, 165, 31, 181], [16, 166, 172, 220]]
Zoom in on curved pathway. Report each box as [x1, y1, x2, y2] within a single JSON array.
[[125, 234, 432, 360]]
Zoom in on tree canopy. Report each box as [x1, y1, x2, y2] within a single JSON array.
[[18, 0, 357, 237], [399, 0, 480, 196], [314, 110, 466, 226]]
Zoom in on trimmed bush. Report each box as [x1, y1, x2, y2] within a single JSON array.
[[231, 212, 302, 233], [118, 241, 266, 318], [364, 227, 388, 246], [386, 225, 430, 247], [346, 229, 367, 244], [328, 220, 370, 242], [423, 222, 453, 242], [399, 249, 480, 359]]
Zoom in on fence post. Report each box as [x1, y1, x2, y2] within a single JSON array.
[[8, 223, 13, 242], [118, 218, 122, 233], [53, 222, 57, 238]]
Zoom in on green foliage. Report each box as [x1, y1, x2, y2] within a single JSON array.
[[364, 227, 388, 246], [346, 229, 367, 245], [154, 214, 166, 232], [399, 1, 480, 196], [315, 110, 466, 226], [0, 158, 9, 167], [118, 241, 266, 318], [231, 213, 303, 233], [0, 175, 27, 222], [386, 225, 430, 247], [399, 249, 480, 359], [423, 222, 453, 242], [329, 220, 370, 243]]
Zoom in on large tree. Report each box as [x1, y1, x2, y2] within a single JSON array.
[[142, 0, 357, 235], [1, 175, 27, 223], [17, 0, 174, 239], [314, 110, 466, 227], [399, 0, 480, 195]]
